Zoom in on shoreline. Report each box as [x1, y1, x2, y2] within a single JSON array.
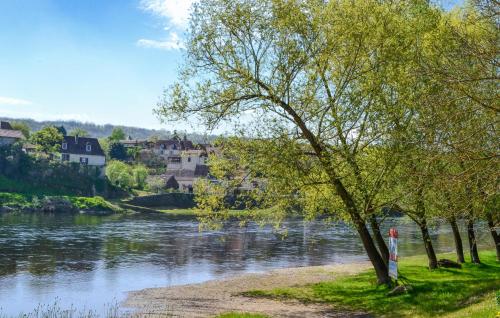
[[124, 261, 372, 318]]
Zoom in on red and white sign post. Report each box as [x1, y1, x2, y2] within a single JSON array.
[[388, 228, 398, 281]]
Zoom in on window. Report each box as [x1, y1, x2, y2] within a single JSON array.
[[80, 157, 88, 165], [62, 142, 67, 150], [86, 143, 92, 152], [62, 153, 70, 161]]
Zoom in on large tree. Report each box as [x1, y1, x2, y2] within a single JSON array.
[[156, 0, 444, 283]]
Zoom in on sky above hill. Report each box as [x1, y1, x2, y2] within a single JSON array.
[[0, 0, 463, 131]]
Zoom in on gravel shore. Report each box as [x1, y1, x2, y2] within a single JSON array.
[[125, 262, 373, 318]]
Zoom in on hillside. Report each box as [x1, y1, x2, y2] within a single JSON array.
[[0, 117, 217, 143]]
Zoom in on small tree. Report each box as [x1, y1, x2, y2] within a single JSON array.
[[69, 128, 89, 137], [108, 128, 126, 142], [10, 122, 31, 138], [30, 126, 64, 155], [105, 160, 133, 190], [133, 165, 149, 189], [146, 176, 166, 194], [56, 126, 67, 136], [108, 142, 128, 161]]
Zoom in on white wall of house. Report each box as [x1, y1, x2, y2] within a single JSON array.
[[63, 153, 106, 166], [181, 150, 207, 171]]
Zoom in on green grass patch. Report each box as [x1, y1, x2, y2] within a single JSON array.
[[216, 313, 270, 318], [69, 196, 116, 211], [158, 207, 201, 215], [0, 192, 30, 207], [440, 291, 499, 318], [244, 251, 500, 318]]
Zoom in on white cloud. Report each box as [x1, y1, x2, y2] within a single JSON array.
[[0, 108, 91, 123], [140, 0, 195, 29], [0, 96, 32, 106], [137, 31, 186, 50], [138, 0, 195, 51]]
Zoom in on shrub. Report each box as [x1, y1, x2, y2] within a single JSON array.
[[146, 176, 166, 194], [0, 192, 29, 206], [70, 196, 112, 211], [133, 165, 149, 189], [106, 160, 134, 190]]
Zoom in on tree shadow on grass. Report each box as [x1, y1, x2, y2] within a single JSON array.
[[307, 255, 500, 317]]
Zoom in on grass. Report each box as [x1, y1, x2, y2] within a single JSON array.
[[0, 192, 122, 213], [216, 313, 269, 318], [157, 207, 255, 217], [440, 291, 499, 318], [243, 250, 500, 318], [0, 300, 120, 318], [157, 207, 201, 215]]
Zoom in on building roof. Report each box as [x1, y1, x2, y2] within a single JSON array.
[[0, 129, 25, 140], [0, 121, 13, 130], [121, 139, 151, 145], [159, 174, 180, 189], [61, 136, 105, 156], [155, 139, 195, 150]]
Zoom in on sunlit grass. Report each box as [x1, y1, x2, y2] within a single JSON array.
[[243, 250, 500, 318]]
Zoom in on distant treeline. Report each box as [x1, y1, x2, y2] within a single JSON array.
[[0, 117, 218, 143]]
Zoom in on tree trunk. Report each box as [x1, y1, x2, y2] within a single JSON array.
[[467, 219, 481, 264], [449, 217, 465, 263], [354, 218, 391, 285], [486, 214, 500, 262], [419, 219, 438, 269], [370, 215, 389, 265]]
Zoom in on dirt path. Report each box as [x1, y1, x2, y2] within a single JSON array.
[[125, 262, 373, 318]]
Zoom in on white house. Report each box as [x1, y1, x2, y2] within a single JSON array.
[[60, 136, 106, 167]]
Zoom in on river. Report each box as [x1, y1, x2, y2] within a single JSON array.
[[0, 212, 493, 316]]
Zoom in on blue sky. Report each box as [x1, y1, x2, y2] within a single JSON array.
[[0, 0, 193, 130], [0, 0, 463, 131]]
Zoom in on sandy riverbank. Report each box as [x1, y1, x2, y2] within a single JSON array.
[[125, 262, 373, 318]]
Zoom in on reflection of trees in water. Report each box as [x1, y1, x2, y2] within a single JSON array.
[[0, 214, 493, 278]]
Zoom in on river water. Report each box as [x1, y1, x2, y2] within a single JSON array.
[[0, 212, 493, 316]]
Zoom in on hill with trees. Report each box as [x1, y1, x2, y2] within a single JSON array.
[[0, 117, 217, 143]]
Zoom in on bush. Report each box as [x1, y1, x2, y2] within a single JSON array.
[[70, 196, 113, 211], [133, 165, 149, 189], [146, 176, 166, 194], [106, 160, 134, 190], [0, 192, 29, 207], [108, 141, 128, 161]]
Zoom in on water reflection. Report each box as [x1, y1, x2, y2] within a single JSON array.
[[0, 212, 493, 315]]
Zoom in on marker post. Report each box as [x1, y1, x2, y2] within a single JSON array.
[[389, 228, 398, 285]]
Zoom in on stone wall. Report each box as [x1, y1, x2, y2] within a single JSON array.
[[127, 193, 196, 208]]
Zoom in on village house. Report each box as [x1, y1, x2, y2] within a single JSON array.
[[119, 135, 215, 192], [153, 136, 194, 168], [60, 135, 106, 168], [0, 121, 25, 146]]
